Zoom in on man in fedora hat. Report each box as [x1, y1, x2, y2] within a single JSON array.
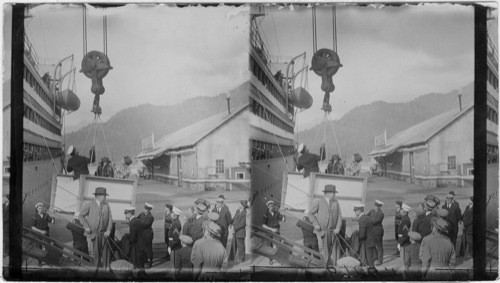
[[190, 203, 207, 243], [420, 218, 456, 280], [368, 200, 385, 265], [79, 187, 113, 268], [212, 195, 232, 248], [124, 206, 146, 270], [296, 142, 326, 178], [191, 222, 227, 279], [354, 203, 376, 267], [67, 145, 96, 180], [232, 200, 248, 263], [138, 202, 155, 268], [442, 191, 461, 248], [420, 199, 437, 238], [308, 184, 343, 267]]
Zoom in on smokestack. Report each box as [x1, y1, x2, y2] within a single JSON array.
[[458, 92, 463, 111], [226, 92, 231, 115]]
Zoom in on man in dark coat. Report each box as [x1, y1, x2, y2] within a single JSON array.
[[163, 204, 173, 260], [420, 218, 456, 280], [173, 235, 194, 279], [393, 200, 403, 255], [169, 207, 183, 253], [212, 195, 232, 248], [66, 145, 96, 180], [262, 200, 286, 265], [419, 199, 437, 238], [460, 196, 473, 258], [402, 231, 422, 280], [138, 203, 154, 268], [182, 206, 196, 236], [299, 216, 320, 253], [191, 222, 227, 279], [354, 203, 376, 267], [190, 203, 207, 243], [296, 143, 326, 178], [232, 200, 248, 262], [66, 211, 89, 256], [95, 157, 114, 178], [368, 200, 384, 265], [397, 203, 412, 266], [442, 191, 462, 248], [125, 207, 146, 269]]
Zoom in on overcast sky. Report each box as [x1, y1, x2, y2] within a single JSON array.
[[258, 4, 475, 129], [19, 4, 249, 127]]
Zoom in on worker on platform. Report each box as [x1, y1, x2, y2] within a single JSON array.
[[163, 204, 173, 261], [212, 195, 232, 248], [67, 145, 96, 180], [138, 203, 155, 269], [115, 156, 132, 179], [66, 211, 89, 256], [124, 206, 145, 270], [368, 200, 384, 265], [354, 203, 376, 267], [191, 222, 227, 280], [173, 235, 194, 279], [169, 207, 183, 254], [262, 200, 286, 265], [31, 203, 56, 266], [232, 200, 248, 263], [393, 200, 404, 255], [78, 187, 113, 268], [396, 203, 412, 258], [308, 185, 343, 267], [296, 143, 326, 178], [442, 191, 461, 249], [325, 154, 344, 175], [95, 157, 114, 178], [420, 218, 456, 280], [347, 153, 362, 176]]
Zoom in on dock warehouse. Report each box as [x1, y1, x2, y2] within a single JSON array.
[[369, 104, 474, 188], [136, 104, 251, 192]]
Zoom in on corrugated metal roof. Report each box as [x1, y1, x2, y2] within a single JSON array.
[[369, 104, 474, 157], [136, 104, 248, 160]]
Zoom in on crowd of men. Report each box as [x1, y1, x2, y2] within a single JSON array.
[[61, 188, 248, 279]]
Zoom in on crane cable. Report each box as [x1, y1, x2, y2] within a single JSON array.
[[82, 5, 87, 57]]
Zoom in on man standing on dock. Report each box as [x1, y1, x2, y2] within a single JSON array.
[[212, 195, 232, 248], [79, 187, 113, 268], [442, 191, 461, 248], [308, 184, 343, 267], [138, 203, 155, 268], [354, 203, 375, 267], [368, 200, 384, 265]]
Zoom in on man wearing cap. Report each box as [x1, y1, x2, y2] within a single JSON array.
[[368, 200, 385, 265], [442, 191, 462, 248], [66, 145, 96, 180], [95, 157, 114, 178], [66, 211, 89, 256], [163, 204, 173, 261], [262, 200, 285, 265], [173, 235, 194, 279], [420, 218, 456, 280], [31, 203, 56, 266], [79, 187, 113, 268], [190, 203, 207, 243], [232, 200, 248, 263], [325, 154, 344, 175], [459, 196, 473, 258], [397, 203, 412, 259], [411, 203, 425, 233], [419, 199, 437, 239], [402, 231, 422, 280], [125, 207, 146, 269], [169, 207, 183, 254], [212, 195, 233, 248], [296, 143, 326, 178], [138, 203, 155, 268], [354, 203, 376, 267], [191, 222, 227, 279], [308, 184, 343, 267], [393, 201, 403, 255], [182, 206, 196, 236]]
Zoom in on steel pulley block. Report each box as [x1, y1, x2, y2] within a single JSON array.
[[80, 51, 113, 96], [310, 48, 342, 93]]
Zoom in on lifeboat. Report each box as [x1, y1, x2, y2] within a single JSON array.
[[58, 89, 81, 112], [291, 87, 313, 109]]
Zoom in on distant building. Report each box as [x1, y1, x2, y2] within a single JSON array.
[[369, 105, 474, 188], [136, 104, 250, 192]]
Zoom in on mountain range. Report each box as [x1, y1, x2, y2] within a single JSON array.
[[64, 81, 474, 163]]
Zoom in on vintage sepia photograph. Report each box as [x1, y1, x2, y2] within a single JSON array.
[[2, 2, 499, 281], [248, 3, 498, 281]]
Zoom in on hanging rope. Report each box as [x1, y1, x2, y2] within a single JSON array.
[[327, 112, 343, 160], [98, 115, 113, 161], [80, 115, 98, 155]]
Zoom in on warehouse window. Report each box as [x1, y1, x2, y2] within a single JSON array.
[[216, 159, 224, 174], [448, 156, 456, 170]]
